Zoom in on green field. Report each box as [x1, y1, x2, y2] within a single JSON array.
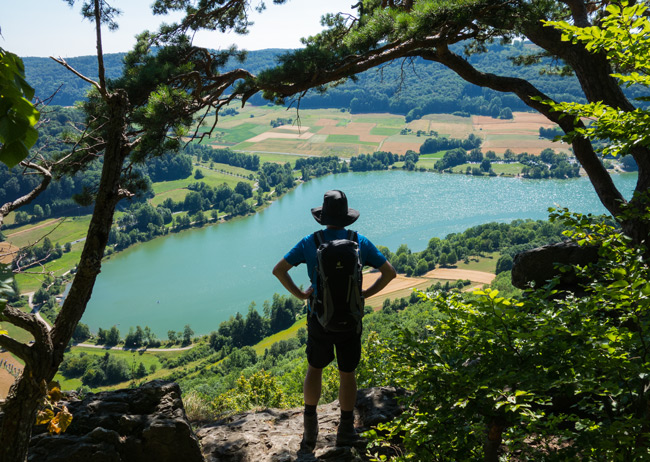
[[211, 123, 268, 144], [327, 134, 360, 143], [150, 188, 190, 207], [152, 168, 251, 197], [449, 162, 524, 176], [204, 162, 255, 177], [253, 317, 307, 355], [6, 216, 91, 249], [255, 153, 303, 165], [457, 252, 499, 273], [14, 245, 83, 292], [355, 115, 405, 126], [370, 126, 401, 136]]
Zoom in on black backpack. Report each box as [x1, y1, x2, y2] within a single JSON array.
[[311, 230, 364, 333]]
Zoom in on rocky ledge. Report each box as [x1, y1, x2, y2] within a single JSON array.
[[23, 380, 407, 462]]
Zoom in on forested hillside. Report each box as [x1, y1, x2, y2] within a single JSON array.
[[23, 42, 647, 115]]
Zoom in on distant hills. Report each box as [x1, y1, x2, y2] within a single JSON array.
[[22, 42, 646, 116]]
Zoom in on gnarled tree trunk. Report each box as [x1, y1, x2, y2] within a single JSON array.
[[0, 89, 130, 462]]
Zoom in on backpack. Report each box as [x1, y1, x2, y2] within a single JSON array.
[[311, 230, 364, 333]]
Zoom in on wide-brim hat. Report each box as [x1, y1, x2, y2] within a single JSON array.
[[311, 190, 360, 227]]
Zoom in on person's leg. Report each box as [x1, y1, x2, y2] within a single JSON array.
[[335, 330, 361, 446], [300, 365, 322, 453], [304, 365, 323, 406], [338, 369, 357, 412]]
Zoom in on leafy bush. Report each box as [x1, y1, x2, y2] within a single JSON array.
[[365, 211, 650, 460]]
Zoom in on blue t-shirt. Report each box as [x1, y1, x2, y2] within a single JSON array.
[[284, 228, 387, 290]]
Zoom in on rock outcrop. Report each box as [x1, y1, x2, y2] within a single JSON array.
[[197, 386, 407, 462], [27, 380, 203, 462], [511, 241, 600, 291], [24, 381, 407, 462]]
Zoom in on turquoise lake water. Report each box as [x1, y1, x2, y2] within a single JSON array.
[[80, 170, 638, 336]]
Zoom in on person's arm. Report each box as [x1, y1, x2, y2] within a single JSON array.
[[362, 261, 396, 299], [272, 258, 313, 300]]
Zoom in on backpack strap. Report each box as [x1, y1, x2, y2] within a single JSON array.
[[313, 230, 324, 247], [347, 230, 358, 243]]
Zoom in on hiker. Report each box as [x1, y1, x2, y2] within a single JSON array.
[[272, 189, 396, 452]]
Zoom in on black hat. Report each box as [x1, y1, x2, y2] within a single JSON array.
[[311, 190, 360, 227]]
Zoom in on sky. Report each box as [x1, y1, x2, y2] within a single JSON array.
[[1, 0, 355, 58]]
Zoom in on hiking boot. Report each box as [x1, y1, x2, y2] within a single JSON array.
[[336, 416, 358, 446], [298, 412, 319, 453]]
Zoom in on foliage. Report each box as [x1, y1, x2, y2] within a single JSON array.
[[519, 148, 580, 179], [542, 2, 650, 157], [295, 155, 345, 179], [35, 383, 73, 435], [212, 370, 285, 414], [420, 133, 482, 155], [196, 147, 260, 172], [0, 48, 40, 168], [59, 351, 132, 387], [364, 211, 650, 460]]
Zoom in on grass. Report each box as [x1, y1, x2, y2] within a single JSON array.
[[413, 158, 436, 169], [326, 135, 379, 147], [152, 169, 250, 197], [1, 320, 33, 344], [213, 123, 266, 144], [150, 188, 189, 207], [491, 162, 525, 176], [458, 252, 499, 273], [204, 162, 255, 177], [5, 216, 91, 249], [354, 115, 405, 126], [231, 141, 256, 150], [385, 134, 428, 144], [255, 153, 303, 165], [370, 127, 401, 136], [327, 134, 360, 143], [152, 177, 194, 195], [15, 246, 82, 292], [193, 166, 253, 189], [448, 162, 524, 176], [252, 317, 307, 355]]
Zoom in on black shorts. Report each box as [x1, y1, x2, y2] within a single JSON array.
[[306, 315, 362, 373]]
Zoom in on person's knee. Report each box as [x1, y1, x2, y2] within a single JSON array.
[[307, 365, 323, 378], [338, 369, 356, 385]]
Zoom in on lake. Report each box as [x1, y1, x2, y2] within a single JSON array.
[[81, 170, 638, 336]]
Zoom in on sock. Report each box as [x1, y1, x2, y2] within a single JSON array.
[[305, 404, 317, 416], [341, 409, 353, 421]]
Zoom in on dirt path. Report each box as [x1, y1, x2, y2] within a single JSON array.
[[5, 218, 63, 238]]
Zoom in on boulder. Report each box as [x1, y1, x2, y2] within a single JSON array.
[[27, 380, 203, 462], [511, 241, 600, 291]]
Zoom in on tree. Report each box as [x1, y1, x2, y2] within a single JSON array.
[[234, 181, 253, 199], [106, 326, 120, 346], [182, 324, 194, 346], [1, 1, 267, 456], [71, 322, 91, 342], [243, 0, 650, 243]]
